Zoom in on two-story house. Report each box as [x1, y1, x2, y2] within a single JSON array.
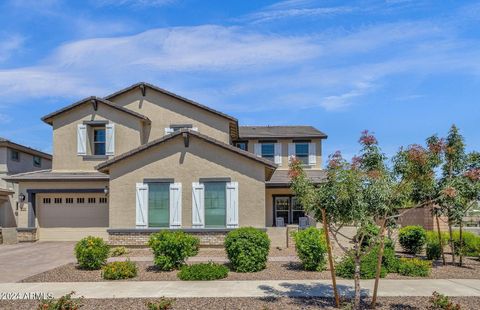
[[7, 82, 327, 245], [0, 138, 51, 233]]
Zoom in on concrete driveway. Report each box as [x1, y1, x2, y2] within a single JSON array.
[[0, 242, 75, 283]]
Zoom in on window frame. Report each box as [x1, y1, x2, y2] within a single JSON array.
[[295, 142, 309, 165], [261, 143, 275, 162], [147, 182, 171, 228], [93, 127, 107, 156], [203, 181, 227, 228], [11, 150, 20, 162]]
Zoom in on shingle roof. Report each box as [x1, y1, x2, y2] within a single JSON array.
[[4, 170, 109, 182], [41, 96, 150, 125], [96, 129, 277, 173], [104, 82, 238, 123], [0, 138, 52, 159], [266, 169, 326, 187], [239, 126, 327, 139]]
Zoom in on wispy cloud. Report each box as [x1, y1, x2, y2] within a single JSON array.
[[0, 34, 25, 62], [93, 0, 175, 7]]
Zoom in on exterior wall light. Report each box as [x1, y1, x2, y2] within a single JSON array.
[[104, 186, 109, 196], [18, 193, 26, 202]]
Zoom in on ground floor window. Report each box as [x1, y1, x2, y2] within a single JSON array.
[[148, 183, 170, 227], [204, 182, 226, 228], [274, 195, 305, 225]]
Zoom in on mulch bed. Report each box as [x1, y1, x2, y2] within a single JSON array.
[[21, 262, 330, 282], [1, 296, 479, 310]]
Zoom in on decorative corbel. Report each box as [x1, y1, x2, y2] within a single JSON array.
[[183, 132, 189, 147], [139, 84, 146, 97], [91, 99, 98, 111]]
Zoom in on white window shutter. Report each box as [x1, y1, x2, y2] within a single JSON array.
[[226, 182, 239, 228], [106, 123, 115, 156], [254, 143, 261, 157], [288, 143, 295, 163], [169, 183, 182, 229], [164, 127, 174, 135], [135, 183, 149, 228], [274, 143, 282, 165], [77, 124, 87, 156], [308, 142, 317, 165], [192, 182, 205, 228]]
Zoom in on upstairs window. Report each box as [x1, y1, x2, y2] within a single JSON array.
[[261, 143, 275, 162], [11, 150, 20, 161], [295, 143, 309, 165], [234, 141, 248, 151], [93, 128, 106, 155], [33, 156, 42, 167]]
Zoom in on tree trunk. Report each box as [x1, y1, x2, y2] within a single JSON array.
[[371, 218, 386, 309], [459, 222, 463, 267], [353, 253, 361, 310], [448, 221, 455, 264], [321, 208, 340, 308], [436, 215, 446, 266]]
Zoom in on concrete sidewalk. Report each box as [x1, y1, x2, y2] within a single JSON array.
[[1, 279, 479, 299], [108, 256, 299, 263]]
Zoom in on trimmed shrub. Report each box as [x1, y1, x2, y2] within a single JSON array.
[[178, 262, 229, 281], [452, 231, 480, 257], [335, 245, 398, 279], [148, 231, 199, 271], [399, 226, 427, 255], [74, 236, 110, 270], [293, 227, 328, 271], [110, 246, 128, 257], [37, 291, 83, 310], [224, 227, 270, 272], [397, 258, 431, 277], [102, 260, 138, 280], [146, 297, 175, 310]]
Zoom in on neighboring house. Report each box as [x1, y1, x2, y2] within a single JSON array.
[[6, 82, 327, 245], [0, 138, 52, 229]]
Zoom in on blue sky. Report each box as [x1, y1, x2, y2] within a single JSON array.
[[0, 0, 479, 162]]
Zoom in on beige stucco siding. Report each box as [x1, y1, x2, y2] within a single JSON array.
[[51, 103, 144, 171], [108, 136, 266, 228], [6, 148, 51, 175], [245, 138, 323, 169], [109, 88, 232, 144]]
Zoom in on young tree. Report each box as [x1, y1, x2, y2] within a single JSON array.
[[290, 131, 397, 309]]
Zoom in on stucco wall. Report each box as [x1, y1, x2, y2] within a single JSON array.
[[245, 138, 323, 170], [107, 135, 266, 228], [109, 88, 232, 144], [6, 147, 51, 175], [51, 103, 144, 171]]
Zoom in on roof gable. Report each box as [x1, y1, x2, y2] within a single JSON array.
[[42, 97, 150, 125]]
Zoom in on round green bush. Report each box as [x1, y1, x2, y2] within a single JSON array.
[[397, 258, 431, 277], [224, 227, 270, 273], [293, 227, 327, 271], [74, 236, 110, 270], [335, 245, 399, 279], [148, 231, 199, 271], [398, 226, 427, 255], [425, 230, 448, 260], [452, 230, 480, 257], [178, 262, 229, 281], [102, 260, 138, 280]]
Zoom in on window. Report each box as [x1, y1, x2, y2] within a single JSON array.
[[11, 150, 20, 161], [295, 143, 309, 165], [88, 197, 96, 204], [77, 198, 85, 204], [33, 156, 41, 167], [148, 183, 170, 227], [93, 128, 106, 155], [204, 182, 226, 228], [54, 198, 62, 204], [66, 198, 74, 204], [43, 198, 51, 204], [291, 197, 305, 224], [261, 143, 275, 162], [274, 196, 305, 225], [234, 141, 248, 151], [99, 197, 108, 204]]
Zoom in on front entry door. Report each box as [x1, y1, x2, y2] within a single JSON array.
[[274, 196, 305, 226]]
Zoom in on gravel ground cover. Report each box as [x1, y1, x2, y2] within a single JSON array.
[[119, 247, 297, 258], [1, 296, 479, 310], [21, 256, 480, 282], [22, 262, 330, 282]]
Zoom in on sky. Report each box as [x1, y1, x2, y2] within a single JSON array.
[[0, 0, 479, 163]]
